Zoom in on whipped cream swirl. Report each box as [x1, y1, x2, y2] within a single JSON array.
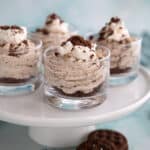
[[45, 13, 69, 33], [0, 25, 39, 80], [99, 17, 130, 42], [0, 25, 27, 44]]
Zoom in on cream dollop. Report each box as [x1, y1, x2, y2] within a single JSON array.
[[57, 41, 73, 55], [108, 22, 130, 41], [100, 17, 130, 41], [72, 45, 96, 61], [45, 18, 69, 33], [57, 40, 97, 61], [0, 26, 27, 44]]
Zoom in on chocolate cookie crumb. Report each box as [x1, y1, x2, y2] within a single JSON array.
[[0, 25, 22, 31], [23, 40, 28, 45], [0, 26, 10, 30], [65, 35, 92, 48], [11, 25, 22, 30], [0, 43, 5, 47], [89, 35, 94, 40], [90, 54, 94, 59], [110, 17, 121, 23], [107, 29, 114, 36], [36, 28, 49, 35], [46, 13, 64, 24], [54, 52, 59, 57]]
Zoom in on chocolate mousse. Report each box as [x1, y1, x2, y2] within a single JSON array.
[[35, 13, 75, 50], [0, 25, 40, 83], [89, 17, 141, 75], [44, 35, 109, 96]]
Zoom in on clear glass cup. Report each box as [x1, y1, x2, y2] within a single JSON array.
[[87, 33, 142, 86], [0, 34, 43, 95], [108, 38, 142, 85], [44, 46, 110, 110]]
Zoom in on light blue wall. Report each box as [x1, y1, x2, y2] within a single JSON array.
[[0, 0, 149, 34]]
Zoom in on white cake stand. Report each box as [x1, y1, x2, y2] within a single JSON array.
[[0, 66, 149, 148]]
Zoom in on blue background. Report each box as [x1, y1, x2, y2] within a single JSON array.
[[0, 0, 150, 34]]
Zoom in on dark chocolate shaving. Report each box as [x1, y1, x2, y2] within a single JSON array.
[[89, 35, 94, 40], [101, 26, 107, 32], [36, 28, 49, 35], [22, 40, 28, 45], [0, 26, 10, 30], [11, 25, 22, 30], [8, 53, 20, 57], [119, 38, 131, 44], [107, 29, 114, 36], [63, 35, 92, 48], [0, 43, 5, 47], [90, 54, 94, 59], [0, 25, 22, 31], [45, 20, 53, 25], [110, 17, 121, 23], [99, 28, 114, 41], [54, 52, 59, 57], [46, 13, 64, 24]]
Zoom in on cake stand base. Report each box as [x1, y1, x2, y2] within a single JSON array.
[[29, 126, 95, 148]]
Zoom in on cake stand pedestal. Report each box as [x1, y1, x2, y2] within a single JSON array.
[[29, 126, 95, 148], [0, 66, 149, 148]]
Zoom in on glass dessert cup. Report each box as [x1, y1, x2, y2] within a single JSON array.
[[44, 46, 110, 110], [0, 35, 43, 95], [88, 33, 142, 86], [108, 38, 142, 85], [33, 13, 77, 53]]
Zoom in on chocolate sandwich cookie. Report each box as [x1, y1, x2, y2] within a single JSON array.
[[88, 130, 128, 150], [77, 140, 116, 150]]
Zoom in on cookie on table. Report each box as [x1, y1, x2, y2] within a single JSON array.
[[88, 130, 128, 150], [77, 140, 116, 150], [77, 129, 128, 150]]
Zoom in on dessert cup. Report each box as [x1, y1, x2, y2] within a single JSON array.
[[108, 38, 142, 85], [0, 34, 42, 95], [34, 13, 76, 52], [88, 17, 142, 85], [44, 43, 110, 110]]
